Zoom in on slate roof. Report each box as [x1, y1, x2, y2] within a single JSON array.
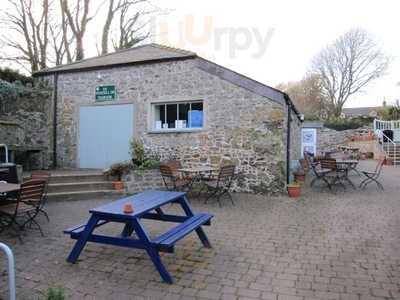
[[342, 106, 381, 117], [34, 44, 196, 75], [302, 121, 324, 128]]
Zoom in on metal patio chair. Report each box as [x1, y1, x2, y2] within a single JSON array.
[[359, 158, 385, 191], [320, 158, 346, 190], [308, 157, 333, 189], [204, 164, 236, 207], [29, 170, 51, 222], [321, 158, 356, 191], [159, 163, 191, 192], [0, 179, 46, 241]]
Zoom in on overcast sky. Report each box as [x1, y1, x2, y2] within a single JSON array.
[[145, 0, 400, 108], [3, 0, 399, 108]]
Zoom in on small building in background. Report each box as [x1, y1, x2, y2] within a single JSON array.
[[341, 106, 381, 119]]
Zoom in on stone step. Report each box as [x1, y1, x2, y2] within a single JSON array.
[[46, 190, 122, 202], [47, 181, 114, 193], [49, 173, 107, 184]]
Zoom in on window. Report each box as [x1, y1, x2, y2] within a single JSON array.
[[152, 101, 204, 131]]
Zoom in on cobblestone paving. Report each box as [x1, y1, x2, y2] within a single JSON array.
[[1, 161, 399, 299]]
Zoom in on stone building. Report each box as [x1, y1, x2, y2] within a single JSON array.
[[35, 44, 302, 194]]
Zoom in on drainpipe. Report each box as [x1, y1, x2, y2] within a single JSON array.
[[284, 94, 291, 185], [52, 73, 58, 169]]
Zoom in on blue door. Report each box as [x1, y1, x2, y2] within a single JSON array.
[[79, 104, 134, 169]]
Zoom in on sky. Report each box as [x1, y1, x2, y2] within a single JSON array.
[[144, 0, 400, 108], [2, 0, 399, 108]]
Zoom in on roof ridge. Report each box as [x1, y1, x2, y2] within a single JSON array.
[[34, 43, 197, 75], [149, 43, 196, 56]]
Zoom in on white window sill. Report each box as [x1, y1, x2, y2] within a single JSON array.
[[148, 128, 204, 134]]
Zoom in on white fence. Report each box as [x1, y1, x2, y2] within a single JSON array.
[[374, 119, 400, 131]]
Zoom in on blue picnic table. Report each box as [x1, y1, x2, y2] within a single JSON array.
[[64, 190, 213, 283]]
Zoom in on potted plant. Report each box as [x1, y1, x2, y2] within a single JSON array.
[[287, 182, 301, 198], [129, 138, 161, 173], [384, 157, 394, 165], [292, 161, 306, 184], [293, 170, 306, 183], [103, 162, 132, 191], [129, 138, 145, 166]]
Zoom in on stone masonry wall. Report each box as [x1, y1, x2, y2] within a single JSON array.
[[0, 84, 53, 168], [53, 59, 288, 194], [317, 126, 372, 154], [0, 121, 24, 145], [123, 169, 165, 194]]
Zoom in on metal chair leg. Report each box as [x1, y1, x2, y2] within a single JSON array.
[[39, 209, 50, 222], [227, 191, 235, 206]]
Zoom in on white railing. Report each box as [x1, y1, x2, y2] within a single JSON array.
[[374, 119, 400, 132], [376, 129, 397, 164]]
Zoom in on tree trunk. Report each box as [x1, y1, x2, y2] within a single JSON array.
[[101, 0, 115, 55]]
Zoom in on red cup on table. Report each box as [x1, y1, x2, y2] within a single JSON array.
[[123, 203, 134, 214]]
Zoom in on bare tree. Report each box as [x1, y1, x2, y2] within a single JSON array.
[[60, 0, 102, 61], [310, 28, 390, 118], [1, 0, 50, 72], [0, 0, 157, 72], [277, 74, 328, 119], [59, 0, 74, 63], [101, 0, 147, 54], [112, 0, 152, 51]]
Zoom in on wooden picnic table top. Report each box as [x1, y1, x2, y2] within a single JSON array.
[[340, 146, 360, 151], [336, 159, 359, 164], [177, 166, 217, 173], [89, 190, 186, 219], [0, 183, 20, 193]]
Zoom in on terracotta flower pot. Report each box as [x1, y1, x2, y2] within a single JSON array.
[[287, 185, 301, 198], [123, 203, 134, 213], [293, 172, 306, 183], [384, 158, 393, 166], [112, 181, 124, 191]]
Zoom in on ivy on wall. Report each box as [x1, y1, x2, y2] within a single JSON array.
[[0, 79, 51, 115]]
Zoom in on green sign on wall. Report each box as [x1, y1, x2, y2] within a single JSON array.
[[95, 85, 116, 101]]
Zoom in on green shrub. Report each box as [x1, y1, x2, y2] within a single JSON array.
[[378, 105, 400, 120], [324, 117, 372, 131], [0, 67, 33, 86], [103, 161, 133, 180], [44, 287, 65, 300], [128, 139, 160, 171]]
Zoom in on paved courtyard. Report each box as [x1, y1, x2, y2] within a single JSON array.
[[0, 160, 399, 300]]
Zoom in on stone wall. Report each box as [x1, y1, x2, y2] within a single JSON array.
[[123, 169, 165, 194], [347, 140, 384, 159], [49, 59, 289, 194], [0, 120, 24, 145], [317, 126, 373, 154], [0, 82, 53, 168]]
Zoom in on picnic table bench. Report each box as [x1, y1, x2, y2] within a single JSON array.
[[64, 190, 213, 283]]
